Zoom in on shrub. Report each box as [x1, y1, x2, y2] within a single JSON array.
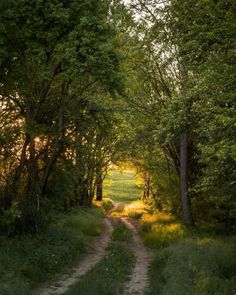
[[94, 198, 114, 213]]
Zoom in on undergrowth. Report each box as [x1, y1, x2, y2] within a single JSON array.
[[0, 207, 104, 295], [147, 238, 236, 295], [136, 209, 236, 295], [140, 211, 186, 248]]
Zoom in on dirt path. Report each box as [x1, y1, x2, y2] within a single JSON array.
[[34, 218, 113, 295], [35, 203, 151, 295], [121, 217, 152, 295]]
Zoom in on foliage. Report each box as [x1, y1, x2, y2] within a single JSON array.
[[0, 0, 235, 236], [165, 0, 236, 226], [0, 0, 126, 232], [125, 0, 236, 227]]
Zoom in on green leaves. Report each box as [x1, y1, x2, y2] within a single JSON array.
[[0, 0, 126, 231]]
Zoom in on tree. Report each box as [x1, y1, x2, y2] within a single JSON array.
[[127, 0, 236, 226], [0, 0, 123, 232]]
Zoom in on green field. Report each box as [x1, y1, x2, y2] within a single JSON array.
[[104, 170, 142, 204]]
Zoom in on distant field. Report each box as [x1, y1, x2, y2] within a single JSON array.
[[104, 170, 142, 204]]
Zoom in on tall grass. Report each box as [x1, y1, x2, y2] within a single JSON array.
[[140, 212, 186, 248], [0, 207, 104, 295], [147, 238, 236, 295], [139, 210, 236, 295], [59, 207, 104, 236]]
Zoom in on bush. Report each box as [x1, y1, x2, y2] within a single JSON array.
[[94, 198, 114, 213]]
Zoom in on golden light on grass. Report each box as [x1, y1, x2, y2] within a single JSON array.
[[152, 223, 184, 235], [123, 200, 148, 218], [141, 211, 175, 224], [139, 210, 186, 248], [197, 237, 224, 246]]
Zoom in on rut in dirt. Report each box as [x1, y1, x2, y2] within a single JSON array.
[[122, 217, 151, 295]]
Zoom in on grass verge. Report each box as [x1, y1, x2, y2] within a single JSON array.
[[135, 209, 236, 295], [147, 238, 236, 295], [0, 206, 104, 295]]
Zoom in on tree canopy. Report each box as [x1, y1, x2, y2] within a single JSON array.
[[0, 0, 235, 233]]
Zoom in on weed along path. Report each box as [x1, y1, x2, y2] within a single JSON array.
[[35, 218, 113, 295]]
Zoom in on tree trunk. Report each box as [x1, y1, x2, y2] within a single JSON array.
[[26, 135, 41, 232], [180, 132, 194, 225], [143, 171, 150, 201], [96, 172, 103, 201]]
